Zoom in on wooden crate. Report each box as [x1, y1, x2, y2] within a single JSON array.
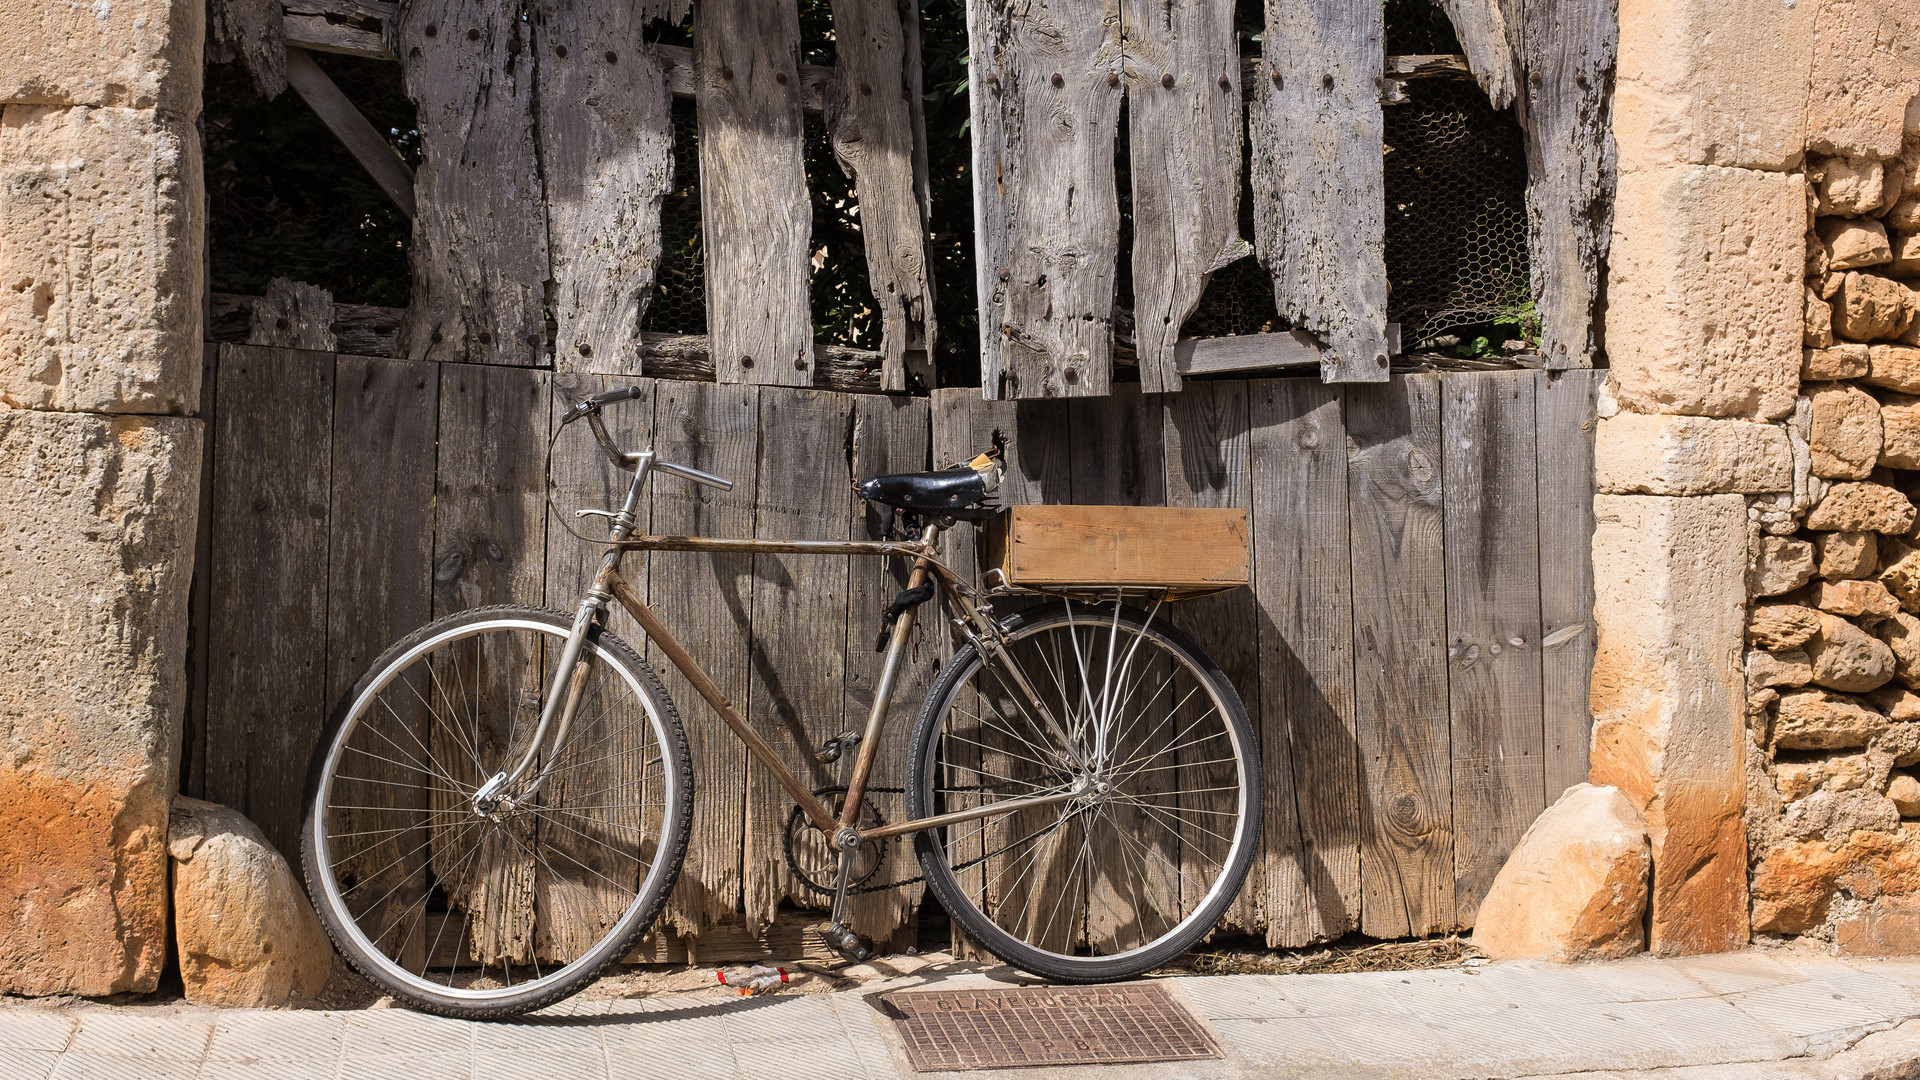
[[981, 505, 1251, 592]]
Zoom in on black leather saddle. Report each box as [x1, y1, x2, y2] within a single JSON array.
[[857, 468, 991, 513]]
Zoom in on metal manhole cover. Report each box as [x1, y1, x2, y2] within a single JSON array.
[[877, 983, 1221, 1072]]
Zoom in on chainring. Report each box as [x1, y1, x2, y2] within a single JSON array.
[[784, 786, 889, 897]]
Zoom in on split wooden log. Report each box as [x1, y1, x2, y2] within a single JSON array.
[[209, 0, 288, 97], [247, 278, 337, 351], [1250, 0, 1391, 384], [1436, 0, 1519, 108], [695, 0, 815, 387], [395, 0, 550, 365], [533, 0, 679, 374], [281, 0, 397, 59], [1120, 0, 1252, 393], [826, 0, 938, 393]]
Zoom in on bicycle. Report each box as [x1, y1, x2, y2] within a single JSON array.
[[300, 385, 1262, 1017]]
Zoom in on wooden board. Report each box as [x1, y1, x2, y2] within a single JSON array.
[[204, 346, 334, 859], [1441, 370, 1546, 922], [826, 0, 937, 392], [970, 0, 1123, 399], [1161, 381, 1262, 935], [395, 0, 549, 365], [534, 0, 675, 374], [740, 389, 855, 924], [435, 364, 550, 615], [208, 0, 287, 96], [181, 344, 221, 801], [695, 0, 814, 387], [1535, 369, 1600, 801], [1436, 0, 1518, 108], [1249, 0, 1390, 384], [1119, 0, 1250, 393], [247, 276, 337, 351], [649, 380, 761, 936], [1345, 374, 1457, 937], [982, 506, 1249, 591], [1248, 378, 1358, 946], [283, 48, 416, 219]]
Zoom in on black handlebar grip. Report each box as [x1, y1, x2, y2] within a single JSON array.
[[561, 384, 647, 425]]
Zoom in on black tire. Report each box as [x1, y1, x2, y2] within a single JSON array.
[[907, 600, 1261, 982], [300, 605, 693, 1019]]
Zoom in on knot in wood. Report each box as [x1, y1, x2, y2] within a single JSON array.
[[1160, 72, 1175, 89], [1270, 70, 1282, 88], [275, 316, 290, 330], [721, 66, 735, 80], [1575, 71, 1589, 89], [1529, 69, 1541, 86], [1051, 72, 1064, 88], [430, 330, 444, 344], [555, 44, 567, 58], [1388, 794, 1421, 828], [861, 81, 873, 95], [794, 357, 809, 370], [983, 72, 998, 86], [1106, 72, 1118, 88], [467, 27, 480, 40], [252, 497, 269, 513], [1218, 74, 1231, 91]]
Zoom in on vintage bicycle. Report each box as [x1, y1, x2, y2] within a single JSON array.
[[300, 386, 1262, 1018]]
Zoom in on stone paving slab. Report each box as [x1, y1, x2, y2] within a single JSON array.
[[8, 948, 1920, 1079]]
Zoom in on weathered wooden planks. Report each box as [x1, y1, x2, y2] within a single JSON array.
[[247, 277, 336, 351], [1119, 0, 1251, 393], [204, 346, 335, 859], [396, 0, 549, 365], [1436, 0, 1519, 109], [970, 0, 1124, 399], [535, 0, 676, 374], [1441, 369, 1545, 922], [1346, 374, 1457, 938], [1536, 369, 1600, 800], [1250, 0, 1390, 384], [435, 364, 551, 615], [208, 0, 288, 97], [827, 0, 937, 393], [1249, 379, 1358, 946], [695, 0, 814, 387], [649, 381, 761, 936]]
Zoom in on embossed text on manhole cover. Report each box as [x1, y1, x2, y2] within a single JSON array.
[[876, 983, 1221, 1072]]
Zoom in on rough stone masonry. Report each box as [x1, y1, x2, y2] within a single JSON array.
[[0, 0, 204, 994], [1596, 0, 1920, 957]]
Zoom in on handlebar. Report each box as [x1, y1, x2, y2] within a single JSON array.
[[561, 391, 734, 492]]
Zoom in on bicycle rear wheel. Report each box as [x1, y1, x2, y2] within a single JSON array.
[[907, 600, 1261, 981], [301, 605, 692, 1018]]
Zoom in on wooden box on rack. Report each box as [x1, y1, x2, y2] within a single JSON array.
[[980, 506, 1251, 592]]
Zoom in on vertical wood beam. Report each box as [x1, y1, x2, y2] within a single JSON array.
[[696, 0, 815, 387], [828, 0, 938, 392], [535, 0, 679, 375], [395, 0, 550, 365], [1120, 0, 1250, 394], [1250, 0, 1390, 384]]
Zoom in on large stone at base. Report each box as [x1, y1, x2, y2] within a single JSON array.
[[1590, 494, 1751, 955], [169, 798, 333, 1007], [1606, 166, 1804, 420], [0, 411, 200, 995], [1473, 784, 1651, 962]]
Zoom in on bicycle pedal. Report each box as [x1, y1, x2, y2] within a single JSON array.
[[820, 922, 872, 964]]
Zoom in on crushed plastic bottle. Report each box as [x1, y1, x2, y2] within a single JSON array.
[[715, 964, 789, 996]]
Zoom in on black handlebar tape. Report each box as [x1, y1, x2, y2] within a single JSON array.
[[561, 384, 647, 425]]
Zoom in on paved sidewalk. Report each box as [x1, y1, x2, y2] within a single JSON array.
[[9, 948, 1920, 1079]]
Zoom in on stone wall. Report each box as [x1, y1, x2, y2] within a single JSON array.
[[1594, 0, 1919, 955], [0, 0, 204, 994]]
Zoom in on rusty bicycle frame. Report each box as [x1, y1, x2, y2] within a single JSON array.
[[509, 397, 1089, 954]]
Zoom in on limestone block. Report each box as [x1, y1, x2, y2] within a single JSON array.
[[1813, 579, 1901, 620], [1612, 0, 1813, 171], [1869, 683, 1920, 721], [1879, 393, 1920, 469], [1807, 612, 1898, 692], [1596, 412, 1793, 495], [1806, 344, 1871, 380], [0, 0, 201, 114], [1809, 285, 1836, 348], [0, 105, 204, 415], [1838, 896, 1920, 956], [1607, 167, 1804, 419], [1749, 649, 1814, 691], [1816, 159, 1889, 217], [1835, 272, 1918, 343], [1751, 603, 1825, 650], [1776, 688, 1889, 749], [1892, 233, 1920, 278], [1890, 196, 1920, 234], [1805, 0, 1920, 160], [1818, 530, 1879, 579], [1471, 785, 1650, 963], [1808, 481, 1917, 533], [1872, 611, 1920, 688], [1809, 383, 1885, 478], [1589, 494, 1749, 954], [1751, 840, 1844, 933], [1890, 774, 1920, 816], [1820, 216, 1894, 269], [1881, 541, 1920, 611], [1867, 345, 1920, 392], [169, 798, 332, 1007], [0, 411, 200, 996], [1782, 786, 1902, 842], [1752, 536, 1817, 596]]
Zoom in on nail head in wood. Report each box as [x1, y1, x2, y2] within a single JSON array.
[[577, 342, 592, 356], [477, 331, 493, 344], [794, 357, 808, 370], [775, 70, 787, 83], [1051, 72, 1064, 88], [861, 81, 872, 95], [423, 23, 436, 36], [722, 65, 734, 80], [1161, 72, 1175, 88], [1322, 73, 1334, 89], [1271, 70, 1282, 87], [1218, 74, 1231, 91], [1107, 72, 1118, 88], [605, 50, 618, 64], [740, 355, 755, 368], [555, 44, 567, 57], [467, 27, 479, 40]]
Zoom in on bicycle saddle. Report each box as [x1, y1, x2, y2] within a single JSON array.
[[857, 468, 990, 512]]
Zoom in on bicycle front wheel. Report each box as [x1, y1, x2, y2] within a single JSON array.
[[301, 605, 692, 1018], [907, 601, 1261, 982]]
